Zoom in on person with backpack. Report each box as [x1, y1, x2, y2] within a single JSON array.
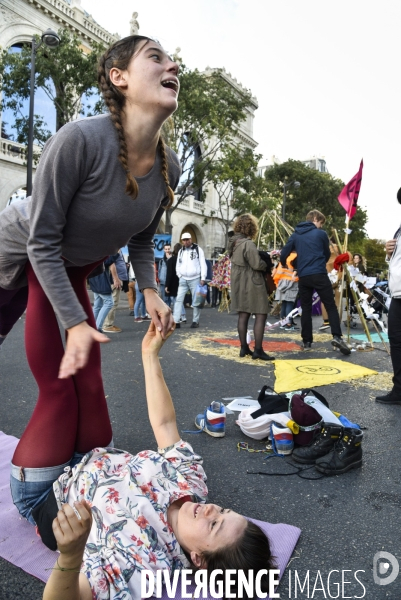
[[173, 233, 207, 329]]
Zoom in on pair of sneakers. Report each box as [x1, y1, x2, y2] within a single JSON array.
[[192, 404, 294, 457]]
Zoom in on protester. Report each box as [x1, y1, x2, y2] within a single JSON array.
[[88, 255, 118, 333], [173, 233, 207, 329], [228, 214, 274, 361], [376, 188, 401, 406], [0, 35, 179, 366], [133, 282, 148, 322], [12, 324, 273, 600], [158, 243, 172, 306], [102, 250, 128, 333], [280, 210, 351, 355], [0, 36, 180, 476], [127, 262, 136, 316], [352, 253, 367, 275], [273, 251, 299, 331]]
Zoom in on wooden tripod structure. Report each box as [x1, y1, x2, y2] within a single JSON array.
[[332, 228, 389, 353], [257, 209, 293, 250]]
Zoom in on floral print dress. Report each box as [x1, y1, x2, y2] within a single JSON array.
[[53, 440, 208, 600]]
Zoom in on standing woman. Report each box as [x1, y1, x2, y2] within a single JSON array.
[[352, 253, 367, 275], [228, 214, 275, 361], [0, 36, 180, 494]]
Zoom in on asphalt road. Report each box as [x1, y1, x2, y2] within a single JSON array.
[[0, 299, 400, 599]]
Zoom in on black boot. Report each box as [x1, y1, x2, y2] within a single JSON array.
[[239, 344, 253, 357], [252, 347, 275, 361], [315, 428, 363, 475], [292, 424, 343, 464], [375, 390, 401, 405]]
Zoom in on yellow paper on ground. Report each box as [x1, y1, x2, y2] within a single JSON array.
[[274, 358, 377, 393]]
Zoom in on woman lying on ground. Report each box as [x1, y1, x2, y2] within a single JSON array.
[[11, 323, 274, 600], [1, 34, 179, 481]]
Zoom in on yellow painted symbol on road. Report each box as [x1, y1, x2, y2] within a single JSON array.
[[274, 359, 377, 392]]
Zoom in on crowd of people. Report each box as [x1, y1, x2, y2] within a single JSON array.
[[0, 29, 399, 600]]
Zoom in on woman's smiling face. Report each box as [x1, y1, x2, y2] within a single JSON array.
[[173, 502, 247, 566], [110, 39, 180, 118]]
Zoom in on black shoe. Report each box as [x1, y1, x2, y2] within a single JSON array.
[[292, 424, 343, 464], [190, 322, 199, 329], [375, 391, 401, 405], [175, 322, 181, 328], [129, 310, 135, 316], [315, 428, 363, 475], [303, 342, 312, 350], [252, 348, 275, 361], [239, 344, 253, 357], [331, 336, 351, 355], [319, 322, 330, 331]]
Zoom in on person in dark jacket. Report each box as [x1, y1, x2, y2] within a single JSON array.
[[280, 210, 350, 355], [88, 254, 119, 333], [165, 243, 186, 322]]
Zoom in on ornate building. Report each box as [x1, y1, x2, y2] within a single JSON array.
[[0, 1, 259, 256]]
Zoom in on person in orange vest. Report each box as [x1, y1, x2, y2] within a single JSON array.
[[273, 252, 299, 331]]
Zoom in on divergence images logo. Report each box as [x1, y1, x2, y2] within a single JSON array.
[[373, 552, 399, 586]]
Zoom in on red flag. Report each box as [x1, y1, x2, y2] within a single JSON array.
[[338, 159, 363, 220]]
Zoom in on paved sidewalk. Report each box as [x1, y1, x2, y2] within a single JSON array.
[[0, 303, 400, 598]]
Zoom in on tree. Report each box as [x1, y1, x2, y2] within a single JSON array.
[[203, 146, 267, 248], [263, 160, 368, 244], [0, 29, 104, 146], [161, 64, 254, 233]]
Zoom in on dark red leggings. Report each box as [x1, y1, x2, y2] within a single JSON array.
[[11, 262, 112, 468]]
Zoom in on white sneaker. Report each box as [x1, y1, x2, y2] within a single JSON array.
[[271, 422, 294, 455]]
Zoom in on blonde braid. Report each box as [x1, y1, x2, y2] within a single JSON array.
[[98, 52, 139, 199], [158, 136, 175, 209]]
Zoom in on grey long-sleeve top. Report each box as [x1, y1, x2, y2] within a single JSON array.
[[0, 114, 181, 329]]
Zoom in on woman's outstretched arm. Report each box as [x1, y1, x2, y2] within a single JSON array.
[[142, 322, 180, 449]]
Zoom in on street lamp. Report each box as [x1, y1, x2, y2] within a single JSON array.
[[27, 28, 60, 196], [282, 180, 300, 222]]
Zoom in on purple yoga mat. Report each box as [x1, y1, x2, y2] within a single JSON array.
[[0, 432, 301, 598], [0, 431, 57, 581]]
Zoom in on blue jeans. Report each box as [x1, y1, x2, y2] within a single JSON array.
[[173, 278, 201, 324], [170, 297, 186, 317], [10, 444, 113, 525], [134, 283, 147, 318], [280, 300, 295, 319], [159, 283, 171, 307], [10, 455, 80, 525], [93, 292, 114, 330]]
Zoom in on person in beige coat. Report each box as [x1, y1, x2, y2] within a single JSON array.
[[228, 214, 274, 361]]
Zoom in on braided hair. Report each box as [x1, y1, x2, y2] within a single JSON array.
[[98, 35, 175, 208]]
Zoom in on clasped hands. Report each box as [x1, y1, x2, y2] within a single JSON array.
[[59, 289, 174, 379]]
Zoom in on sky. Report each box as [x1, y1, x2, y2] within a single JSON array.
[[80, 0, 401, 240]]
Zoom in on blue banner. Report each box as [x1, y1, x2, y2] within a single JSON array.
[[120, 235, 172, 261], [153, 234, 172, 259]]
